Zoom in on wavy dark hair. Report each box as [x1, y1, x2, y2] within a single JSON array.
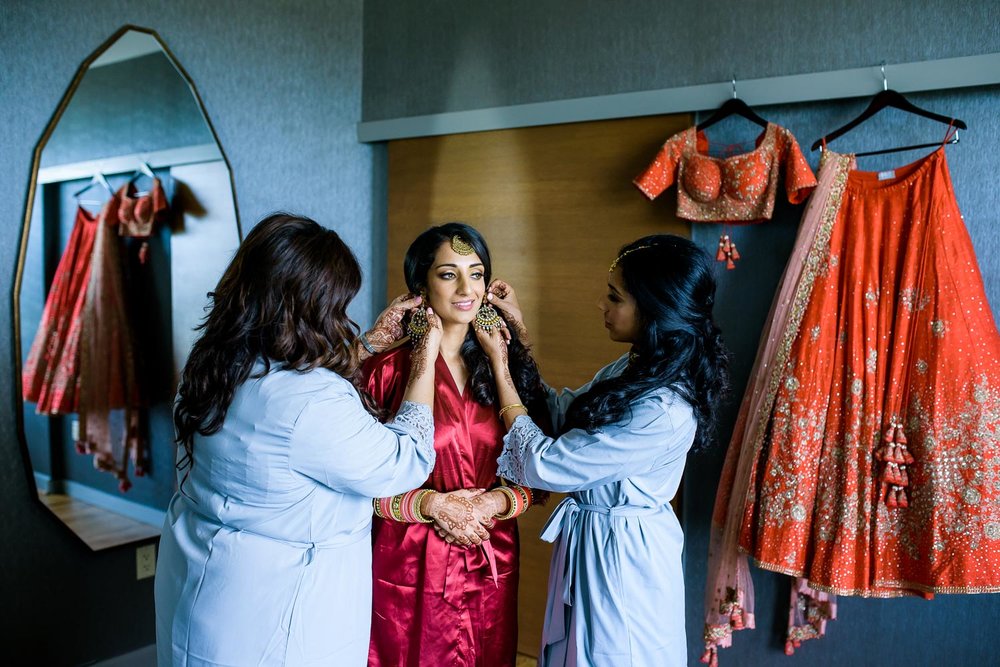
[[403, 223, 545, 412], [174, 213, 373, 471], [563, 235, 730, 450]]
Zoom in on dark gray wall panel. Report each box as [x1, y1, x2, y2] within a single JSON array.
[[0, 1, 373, 663], [685, 88, 999, 666], [362, 0, 1000, 121]]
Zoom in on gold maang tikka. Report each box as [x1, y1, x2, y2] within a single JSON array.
[[451, 235, 475, 255], [609, 245, 654, 272]]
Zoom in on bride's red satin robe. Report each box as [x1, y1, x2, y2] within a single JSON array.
[[365, 346, 518, 667]]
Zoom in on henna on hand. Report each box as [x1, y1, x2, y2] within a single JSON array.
[[366, 293, 423, 354], [407, 340, 429, 389], [427, 490, 491, 546], [487, 279, 530, 345]]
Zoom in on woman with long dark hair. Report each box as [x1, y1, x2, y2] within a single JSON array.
[[363, 223, 548, 667], [480, 234, 730, 667], [155, 213, 440, 667]]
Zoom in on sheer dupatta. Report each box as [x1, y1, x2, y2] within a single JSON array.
[[76, 198, 144, 492], [702, 151, 853, 665]]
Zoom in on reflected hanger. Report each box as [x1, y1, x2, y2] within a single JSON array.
[[696, 77, 769, 131], [811, 62, 967, 156], [73, 171, 114, 207], [127, 160, 156, 196]]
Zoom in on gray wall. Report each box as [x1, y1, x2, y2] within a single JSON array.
[[363, 2, 1000, 665], [362, 0, 1000, 121], [0, 1, 374, 663]]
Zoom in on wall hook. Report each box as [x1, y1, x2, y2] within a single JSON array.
[[880, 61, 888, 91], [732, 76, 737, 99]]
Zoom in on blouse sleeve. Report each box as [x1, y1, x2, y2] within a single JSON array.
[[497, 391, 696, 493], [633, 133, 685, 200], [781, 128, 818, 204], [289, 383, 435, 498]]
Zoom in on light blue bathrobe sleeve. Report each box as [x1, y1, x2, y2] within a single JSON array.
[[290, 395, 435, 497], [498, 356, 696, 667]]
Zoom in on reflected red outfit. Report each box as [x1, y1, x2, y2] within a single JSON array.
[[365, 346, 518, 667], [22, 205, 100, 414], [22, 178, 169, 491]]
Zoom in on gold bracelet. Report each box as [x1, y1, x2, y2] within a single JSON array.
[[494, 486, 519, 521], [413, 489, 435, 524], [498, 403, 526, 418], [372, 497, 385, 519], [390, 493, 405, 522]]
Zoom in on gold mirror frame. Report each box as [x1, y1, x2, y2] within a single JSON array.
[[12, 24, 242, 546]]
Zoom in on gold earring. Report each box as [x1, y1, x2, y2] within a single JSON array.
[[407, 293, 429, 342], [474, 301, 503, 332]]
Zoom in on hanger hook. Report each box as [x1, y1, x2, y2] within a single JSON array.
[[731, 75, 737, 99], [880, 60, 887, 91]]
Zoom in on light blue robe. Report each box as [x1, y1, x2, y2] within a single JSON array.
[[155, 362, 435, 667], [497, 354, 695, 667]]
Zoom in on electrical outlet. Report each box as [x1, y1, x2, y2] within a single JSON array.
[[136, 543, 157, 580]]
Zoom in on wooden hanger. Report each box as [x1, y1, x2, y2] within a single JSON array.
[[696, 78, 768, 131], [811, 64, 967, 156]]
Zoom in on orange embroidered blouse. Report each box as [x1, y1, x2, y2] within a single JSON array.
[[634, 123, 817, 223]]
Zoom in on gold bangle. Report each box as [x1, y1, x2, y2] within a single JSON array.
[[498, 403, 526, 418], [413, 489, 435, 524], [390, 493, 405, 522], [494, 486, 519, 521], [372, 497, 385, 519]]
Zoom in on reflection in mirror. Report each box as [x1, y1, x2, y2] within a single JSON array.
[[15, 27, 241, 550]]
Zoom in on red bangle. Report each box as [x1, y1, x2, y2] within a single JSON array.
[[375, 490, 434, 523]]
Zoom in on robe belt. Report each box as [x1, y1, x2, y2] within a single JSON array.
[[539, 497, 660, 645], [442, 538, 501, 607]]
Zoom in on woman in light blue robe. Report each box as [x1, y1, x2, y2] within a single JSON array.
[[478, 235, 729, 667], [155, 214, 442, 667]]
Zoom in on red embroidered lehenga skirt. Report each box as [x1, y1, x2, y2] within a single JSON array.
[[22, 206, 99, 414], [704, 147, 1000, 663]]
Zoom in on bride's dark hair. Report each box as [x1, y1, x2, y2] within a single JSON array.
[[403, 223, 545, 412], [563, 235, 730, 450], [174, 213, 374, 470]]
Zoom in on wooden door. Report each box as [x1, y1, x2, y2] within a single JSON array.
[[386, 113, 691, 656]]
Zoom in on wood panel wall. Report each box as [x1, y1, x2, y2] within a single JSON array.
[[386, 113, 691, 657]]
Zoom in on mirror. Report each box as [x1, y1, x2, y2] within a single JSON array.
[[14, 26, 241, 550]]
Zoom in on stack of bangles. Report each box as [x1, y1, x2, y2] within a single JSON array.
[[494, 484, 533, 521], [373, 488, 435, 523], [373, 484, 533, 523]]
